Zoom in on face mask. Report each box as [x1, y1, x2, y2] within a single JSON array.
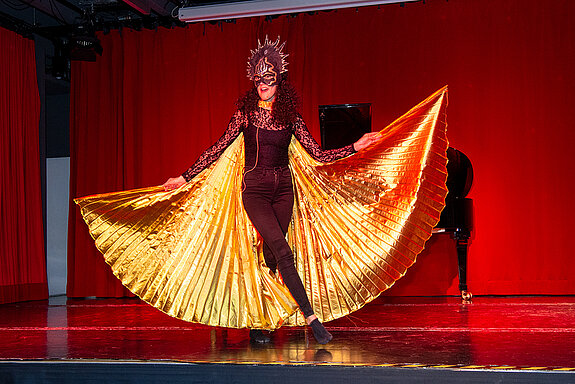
[[253, 57, 279, 86], [247, 37, 288, 86]]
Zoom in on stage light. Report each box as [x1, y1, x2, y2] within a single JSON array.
[[178, 0, 419, 23], [70, 35, 103, 61]]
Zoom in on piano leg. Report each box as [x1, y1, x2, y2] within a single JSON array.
[[454, 230, 472, 303]]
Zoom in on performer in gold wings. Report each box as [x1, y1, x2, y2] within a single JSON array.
[[75, 37, 448, 345], [165, 37, 378, 344]]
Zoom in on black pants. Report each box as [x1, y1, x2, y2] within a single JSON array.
[[242, 166, 314, 318]]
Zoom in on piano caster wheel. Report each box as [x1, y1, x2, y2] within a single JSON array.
[[461, 290, 473, 303]]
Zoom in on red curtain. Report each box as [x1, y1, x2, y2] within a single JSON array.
[[0, 27, 48, 304], [68, 0, 575, 297]]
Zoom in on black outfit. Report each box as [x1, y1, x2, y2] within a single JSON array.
[[183, 107, 355, 318]]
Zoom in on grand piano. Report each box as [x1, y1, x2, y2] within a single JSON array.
[[318, 105, 475, 302], [433, 147, 474, 302]]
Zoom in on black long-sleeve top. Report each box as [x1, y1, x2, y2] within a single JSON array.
[[182, 107, 356, 182]]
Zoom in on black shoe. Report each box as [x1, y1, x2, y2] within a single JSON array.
[[314, 349, 333, 362], [310, 319, 332, 345], [249, 329, 271, 344]]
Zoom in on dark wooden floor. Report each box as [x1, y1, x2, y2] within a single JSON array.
[[1, 295, 574, 383]]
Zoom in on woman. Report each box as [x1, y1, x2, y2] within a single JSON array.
[[74, 37, 448, 348], [163, 37, 379, 344]]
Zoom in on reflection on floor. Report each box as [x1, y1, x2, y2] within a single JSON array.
[[0, 296, 574, 382]]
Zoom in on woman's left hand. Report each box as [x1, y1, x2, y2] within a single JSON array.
[[353, 132, 381, 152]]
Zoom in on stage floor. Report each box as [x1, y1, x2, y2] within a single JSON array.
[[1, 296, 574, 382]]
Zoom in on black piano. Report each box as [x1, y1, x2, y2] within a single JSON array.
[[433, 147, 474, 302], [318, 106, 475, 302]]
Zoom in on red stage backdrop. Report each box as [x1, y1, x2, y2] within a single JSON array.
[[0, 27, 48, 304], [68, 0, 575, 298]]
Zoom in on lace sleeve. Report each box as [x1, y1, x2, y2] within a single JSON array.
[[293, 115, 356, 163], [182, 110, 246, 181]]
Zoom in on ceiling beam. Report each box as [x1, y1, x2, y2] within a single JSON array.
[[121, 0, 171, 16], [179, 0, 419, 23], [18, 0, 82, 25]]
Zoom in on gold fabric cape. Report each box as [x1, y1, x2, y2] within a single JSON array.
[[75, 87, 448, 330]]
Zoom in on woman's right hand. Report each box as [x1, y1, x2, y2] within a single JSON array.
[[163, 175, 186, 191]]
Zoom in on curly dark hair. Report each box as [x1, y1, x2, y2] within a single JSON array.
[[236, 79, 301, 126]]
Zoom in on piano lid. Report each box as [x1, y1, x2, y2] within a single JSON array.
[[445, 147, 473, 199]]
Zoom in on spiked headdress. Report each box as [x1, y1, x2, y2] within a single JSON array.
[[247, 36, 289, 84]]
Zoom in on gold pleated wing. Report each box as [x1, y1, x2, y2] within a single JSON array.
[[284, 86, 448, 326], [75, 86, 448, 329]]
